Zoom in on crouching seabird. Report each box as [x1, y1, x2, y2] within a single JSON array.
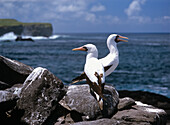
[[72, 44, 105, 110], [72, 34, 128, 83]]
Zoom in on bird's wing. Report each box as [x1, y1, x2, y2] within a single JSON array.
[[71, 72, 86, 84], [100, 53, 119, 76], [85, 72, 106, 100], [104, 65, 113, 72]]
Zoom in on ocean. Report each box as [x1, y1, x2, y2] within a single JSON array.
[[0, 32, 170, 98]]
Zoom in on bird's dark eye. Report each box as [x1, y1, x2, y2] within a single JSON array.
[[83, 46, 88, 51], [115, 35, 119, 43]]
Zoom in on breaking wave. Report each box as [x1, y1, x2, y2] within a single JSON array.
[[0, 32, 60, 41]]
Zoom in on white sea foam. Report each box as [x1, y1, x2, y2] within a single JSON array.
[[0, 32, 17, 41], [0, 32, 60, 41]]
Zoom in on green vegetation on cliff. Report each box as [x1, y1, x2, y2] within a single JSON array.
[[0, 19, 53, 36], [0, 19, 51, 27]]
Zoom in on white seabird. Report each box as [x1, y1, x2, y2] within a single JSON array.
[[71, 34, 128, 83], [72, 44, 105, 110]]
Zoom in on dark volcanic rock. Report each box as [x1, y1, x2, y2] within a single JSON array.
[[61, 84, 119, 120], [17, 67, 67, 125], [118, 97, 135, 110], [0, 84, 22, 111], [0, 81, 10, 90], [0, 84, 23, 123], [0, 55, 33, 88], [112, 101, 167, 125], [15, 36, 34, 42], [118, 90, 170, 122], [118, 90, 170, 110], [71, 118, 119, 125], [22, 24, 52, 37]]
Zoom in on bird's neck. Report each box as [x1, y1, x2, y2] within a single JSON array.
[[86, 52, 98, 60], [108, 43, 119, 55]]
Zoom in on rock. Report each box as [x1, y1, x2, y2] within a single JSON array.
[[15, 36, 34, 42], [118, 97, 135, 110], [0, 84, 22, 123], [0, 55, 33, 88], [112, 101, 167, 125], [22, 23, 52, 37], [16, 67, 67, 125], [61, 84, 119, 120], [118, 90, 170, 123], [0, 84, 22, 111], [0, 19, 53, 37], [70, 118, 119, 125], [118, 90, 170, 110], [0, 81, 10, 90]]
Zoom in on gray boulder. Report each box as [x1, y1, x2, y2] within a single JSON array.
[[118, 97, 135, 110], [0, 84, 22, 112], [61, 84, 119, 120], [0, 55, 33, 88], [70, 118, 119, 125], [0, 84, 23, 124], [112, 101, 167, 125], [17, 67, 67, 125]]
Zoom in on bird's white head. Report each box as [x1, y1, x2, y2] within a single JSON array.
[[72, 44, 98, 58], [107, 34, 128, 44], [107, 34, 128, 51]]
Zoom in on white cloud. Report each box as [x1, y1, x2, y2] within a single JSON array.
[[0, 0, 120, 27], [125, 0, 150, 23], [85, 13, 96, 22], [91, 4, 105, 12], [163, 16, 170, 20], [125, 0, 146, 17]]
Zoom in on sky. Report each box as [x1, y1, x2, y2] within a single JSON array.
[[0, 0, 170, 33]]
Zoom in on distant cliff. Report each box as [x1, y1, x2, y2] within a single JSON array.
[[0, 19, 53, 37]]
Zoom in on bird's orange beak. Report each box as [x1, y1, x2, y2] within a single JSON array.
[[72, 46, 86, 51], [117, 35, 128, 42]]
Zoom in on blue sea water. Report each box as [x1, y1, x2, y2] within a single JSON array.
[[0, 32, 170, 98]]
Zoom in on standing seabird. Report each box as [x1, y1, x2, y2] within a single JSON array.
[[72, 44, 105, 110], [72, 34, 128, 83]]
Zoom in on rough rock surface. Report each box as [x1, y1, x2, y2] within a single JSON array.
[[22, 24, 52, 37], [118, 90, 170, 123], [118, 97, 135, 110], [113, 101, 167, 125], [16, 67, 67, 125], [0, 84, 23, 123], [71, 118, 119, 125], [0, 55, 33, 88], [61, 84, 119, 120]]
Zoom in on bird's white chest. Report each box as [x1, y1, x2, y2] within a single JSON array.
[[84, 58, 104, 83]]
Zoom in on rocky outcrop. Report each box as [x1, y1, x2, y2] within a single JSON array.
[[22, 24, 52, 37], [0, 19, 52, 37], [118, 90, 170, 123], [17, 67, 67, 125], [71, 98, 167, 125], [0, 55, 168, 125], [0, 55, 33, 89], [60, 84, 119, 121], [0, 84, 23, 124], [113, 100, 167, 125]]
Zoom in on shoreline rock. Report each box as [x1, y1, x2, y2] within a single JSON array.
[[59, 84, 119, 121], [16, 67, 67, 124], [0, 55, 168, 125], [0, 55, 33, 89]]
